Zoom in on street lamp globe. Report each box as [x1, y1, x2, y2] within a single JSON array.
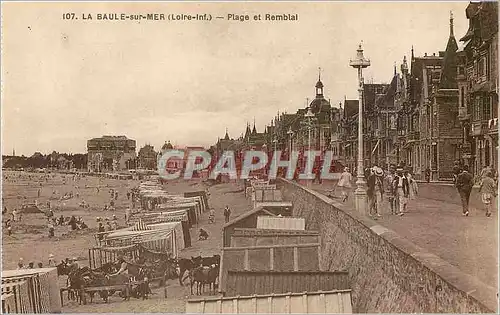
[[349, 43, 371, 70]]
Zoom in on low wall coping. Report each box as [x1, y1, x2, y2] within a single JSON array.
[[279, 178, 498, 312], [233, 228, 320, 235], [223, 243, 320, 251]]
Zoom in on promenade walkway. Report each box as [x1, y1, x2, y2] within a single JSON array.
[[308, 180, 498, 288]]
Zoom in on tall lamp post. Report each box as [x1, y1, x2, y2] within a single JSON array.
[[272, 138, 278, 173], [349, 43, 371, 215], [262, 144, 267, 176], [304, 107, 316, 182], [287, 127, 294, 178]]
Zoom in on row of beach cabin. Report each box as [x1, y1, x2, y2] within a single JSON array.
[[89, 181, 209, 269], [186, 179, 353, 313]]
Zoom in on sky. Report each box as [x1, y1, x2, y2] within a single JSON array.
[[1, 2, 469, 156]]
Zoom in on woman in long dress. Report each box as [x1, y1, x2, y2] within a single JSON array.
[[337, 167, 353, 202], [405, 170, 418, 210]]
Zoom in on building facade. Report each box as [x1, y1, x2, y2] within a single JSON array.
[[458, 2, 499, 176], [87, 136, 136, 172], [138, 144, 157, 170]]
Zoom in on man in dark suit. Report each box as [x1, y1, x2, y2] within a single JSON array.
[[455, 164, 474, 216], [452, 160, 462, 186]]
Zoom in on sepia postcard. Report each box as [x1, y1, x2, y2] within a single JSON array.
[[1, 1, 498, 313]]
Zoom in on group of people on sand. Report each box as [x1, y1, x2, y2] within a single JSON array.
[[97, 215, 120, 239], [16, 255, 54, 270], [3, 207, 23, 236], [208, 205, 231, 224]]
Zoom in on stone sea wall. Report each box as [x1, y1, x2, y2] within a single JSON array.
[[279, 178, 497, 313]]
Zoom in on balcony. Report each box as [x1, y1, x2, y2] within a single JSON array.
[[458, 107, 470, 120], [488, 118, 498, 134], [471, 121, 486, 136]]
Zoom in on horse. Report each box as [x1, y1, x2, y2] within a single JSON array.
[[66, 268, 105, 304], [201, 255, 220, 267], [56, 260, 71, 276], [67, 267, 128, 304], [189, 265, 219, 295], [121, 261, 152, 300], [176, 258, 195, 286], [94, 262, 119, 274]]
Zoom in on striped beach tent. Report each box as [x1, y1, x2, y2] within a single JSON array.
[[132, 218, 151, 231]]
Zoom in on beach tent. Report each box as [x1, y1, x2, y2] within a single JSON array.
[[127, 213, 191, 248], [105, 226, 180, 257]]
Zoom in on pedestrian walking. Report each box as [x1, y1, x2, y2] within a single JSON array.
[[393, 168, 409, 216], [48, 221, 55, 237], [373, 166, 384, 217], [455, 165, 474, 216], [366, 168, 376, 217], [405, 169, 418, 210], [5, 220, 12, 236], [48, 254, 55, 267], [368, 166, 384, 218], [314, 167, 322, 184], [452, 160, 462, 186], [425, 167, 431, 183], [479, 164, 493, 185], [223, 206, 231, 223], [479, 170, 497, 217], [384, 166, 397, 214], [337, 167, 352, 202], [209, 208, 216, 224]]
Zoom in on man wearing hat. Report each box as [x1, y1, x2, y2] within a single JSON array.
[[368, 166, 384, 218], [17, 258, 25, 270], [393, 167, 409, 216], [48, 254, 55, 266]]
